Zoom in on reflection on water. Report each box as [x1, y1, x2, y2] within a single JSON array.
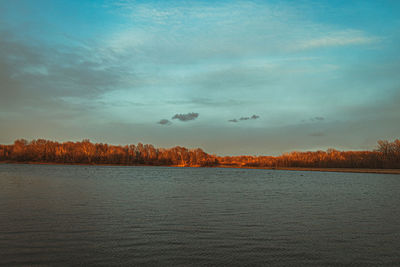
[[0, 164, 399, 266]]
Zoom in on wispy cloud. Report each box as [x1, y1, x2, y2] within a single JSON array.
[[172, 112, 199, 121], [296, 30, 378, 51]]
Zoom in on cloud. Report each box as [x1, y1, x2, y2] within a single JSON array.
[[301, 117, 325, 123], [167, 97, 248, 107], [312, 116, 325, 121], [158, 119, 171, 125], [0, 29, 125, 109], [296, 30, 378, 51], [229, 114, 260, 123], [251, 115, 260, 119], [172, 112, 199, 121]]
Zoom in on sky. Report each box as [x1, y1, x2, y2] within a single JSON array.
[[0, 0, 399, 155]]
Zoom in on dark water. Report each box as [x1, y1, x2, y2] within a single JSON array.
[[0, 164, 399, 266]]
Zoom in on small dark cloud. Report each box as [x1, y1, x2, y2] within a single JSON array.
[[311, 116, 324, 121], [304, 117, 325, 123], [172, 112, 199, 121], [251, 115, 260, 119], [230, 114, 260, 123], [158, 119, 171, 125]]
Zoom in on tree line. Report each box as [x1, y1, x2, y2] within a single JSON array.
[[0, 138, 399, 169]]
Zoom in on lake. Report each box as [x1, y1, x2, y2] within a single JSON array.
[[0, 163, 399, 266]]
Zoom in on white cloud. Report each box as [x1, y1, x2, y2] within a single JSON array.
[[295, 30, 379, 50], [108, 1, 380, 65]]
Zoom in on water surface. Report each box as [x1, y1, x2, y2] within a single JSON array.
[[0, 164, 399, 266]]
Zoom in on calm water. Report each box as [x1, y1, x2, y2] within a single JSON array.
[[0, 164, 399, 266]]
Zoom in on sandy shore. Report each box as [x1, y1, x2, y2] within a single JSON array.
[[258, 167, 400, 174], [1, 161, 399, 174], [216, 165, 400, 174]]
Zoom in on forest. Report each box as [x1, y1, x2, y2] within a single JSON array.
[[0, 138, 399, 169]]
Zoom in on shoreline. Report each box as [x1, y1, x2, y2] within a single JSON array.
[[1, 161, 399, 174], [239, 166, 400, 174]]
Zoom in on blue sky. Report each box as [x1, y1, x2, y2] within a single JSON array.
[[1, 0, 399, 155]]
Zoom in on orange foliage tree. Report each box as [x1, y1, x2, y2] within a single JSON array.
[[0, 138, 399, 169]]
